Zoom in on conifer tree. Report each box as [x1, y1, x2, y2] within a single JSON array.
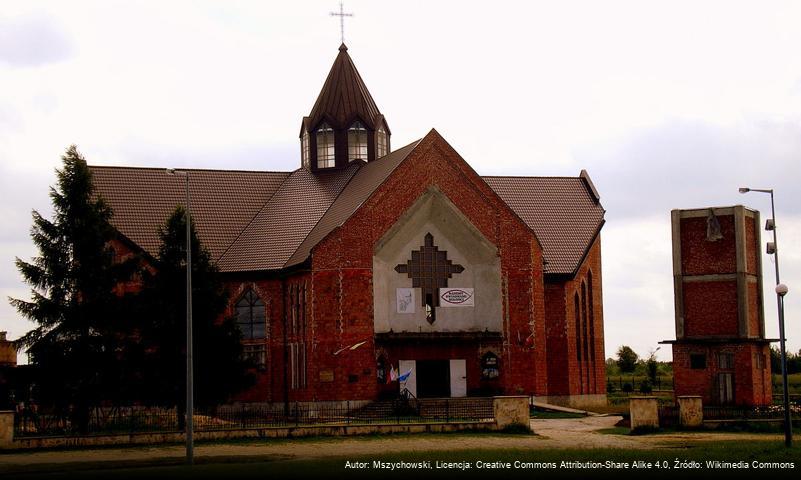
[[10, 145, 137, 433], [135, 207, 254, 410]]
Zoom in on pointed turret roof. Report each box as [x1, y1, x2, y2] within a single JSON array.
[[302, 44, 387, 132]]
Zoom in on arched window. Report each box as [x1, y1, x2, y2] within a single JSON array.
[[481, 352, 500, 380], [376, 126, 388, 158], [588, 272, 595, 363], [574, 293, 581, 361], [581, 281, 589, 363], [236, 289, 266, 340], [316, 123, 335, 168], [347, 121, 368, 162], [575, 292, 583, 393], [301, 130, 310, 169]]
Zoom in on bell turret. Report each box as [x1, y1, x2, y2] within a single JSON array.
[[300, 44, 390, 171]]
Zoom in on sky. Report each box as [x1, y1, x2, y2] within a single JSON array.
[[1, 0, 800, 365]]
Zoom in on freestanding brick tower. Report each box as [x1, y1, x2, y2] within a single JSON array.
[[664, 206, 773, 406]]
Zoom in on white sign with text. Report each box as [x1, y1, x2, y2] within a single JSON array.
[[439, 288, 474, 307]]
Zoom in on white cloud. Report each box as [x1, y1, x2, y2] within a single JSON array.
[[0, 12, 73, 67]]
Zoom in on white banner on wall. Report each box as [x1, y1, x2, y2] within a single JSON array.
[[396, 288, 415, 313], [439, 288, 474, 307]]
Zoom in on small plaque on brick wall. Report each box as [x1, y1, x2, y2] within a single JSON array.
[[439, 288, 474, 307], [396, 288, 415, 313], [319, 370, 334, 382]]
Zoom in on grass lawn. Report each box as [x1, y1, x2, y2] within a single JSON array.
[[4, 440, 798, 479]]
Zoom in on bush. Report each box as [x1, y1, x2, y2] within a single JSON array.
[[606, 381, 616, 393], [639, 381, 653, 394], [622, 383, 633, 393]]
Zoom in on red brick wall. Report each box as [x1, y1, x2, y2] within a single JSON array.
[[109, 238, 150, 294], [545, 236, 606, 397], [673, 343, 772, 406], [745, 215, 759, 275], [682, 280, 739, 337], [311, 131, 545, 398], [680, 215, 737, 275]]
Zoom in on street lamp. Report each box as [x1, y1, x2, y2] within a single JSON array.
[[167, 168, 194, 464], [740, 187, 792, 447]]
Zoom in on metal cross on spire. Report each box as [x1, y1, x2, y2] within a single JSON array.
[[329, 1, 353, 44]]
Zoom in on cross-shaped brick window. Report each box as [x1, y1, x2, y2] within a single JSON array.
[[394, 233, 464, 310]]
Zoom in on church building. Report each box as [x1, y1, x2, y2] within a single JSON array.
[[90, 44, 607, 407]]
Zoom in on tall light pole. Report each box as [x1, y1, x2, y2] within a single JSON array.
[[167, 168, 194, 464], [739, 187, 792, 447]]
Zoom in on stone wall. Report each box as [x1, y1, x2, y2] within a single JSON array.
[[0, 411, 12, 447], [677, 395, 703, 427], [492, 396, 529, 429], [629, 397, 658, 430]]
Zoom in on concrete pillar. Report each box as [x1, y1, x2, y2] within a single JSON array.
[[493, 396, 530, 430], [629, 397, 658, 430], [0, 411, 13, 447], [677, 395, 703, 428]]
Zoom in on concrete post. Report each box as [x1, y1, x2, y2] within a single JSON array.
[[493, 396, 530, 430], [677, 395, 703, 428], [629, 397, 659, 430], [0, 411, 14, 448]]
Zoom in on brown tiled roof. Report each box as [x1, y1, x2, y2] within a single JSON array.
[[302, 44, 385, 132], [483, 174, 605, 275], [285, 140, 420, 267], [90, 166, 290, 261], [217, 163, 361, 272], [91, 144, 604, 277]]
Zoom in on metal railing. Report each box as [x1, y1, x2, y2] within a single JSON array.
[[13, 397, 495, 438]]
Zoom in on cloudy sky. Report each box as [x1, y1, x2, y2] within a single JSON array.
[[1, 1, 799, 364]]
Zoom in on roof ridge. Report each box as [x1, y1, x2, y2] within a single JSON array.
[[281, 161, 365, 268], [283, 139, 422, 267], [215, 168, 298, 263], [89, 164, 294, 175], [482, 174, 582, 180]]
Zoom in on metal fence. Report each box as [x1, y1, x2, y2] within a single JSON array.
[[703, 404, 801, 421], [657, 405, 680, 427], [13, 397, 495, 438], [657, 403, 801, 427]]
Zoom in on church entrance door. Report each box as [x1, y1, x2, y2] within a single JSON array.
[[416, 360, 451, 398]]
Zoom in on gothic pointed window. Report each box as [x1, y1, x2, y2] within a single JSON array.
[[348, 121, 368, 162], [301, 129, 310, 169], [316, 123, 335, 168], [376, 126, 388, 158], [236, 289, 266, 340]]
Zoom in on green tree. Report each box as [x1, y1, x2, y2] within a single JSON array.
[[10, 146, 137, 433], [616, 345, 639, 374], [135, 207, 254, 411], [645, 350, 659, 384]]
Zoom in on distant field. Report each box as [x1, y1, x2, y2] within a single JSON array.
[[774, 373, 801, 395]]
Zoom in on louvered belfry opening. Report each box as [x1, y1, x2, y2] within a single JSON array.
[[300, 44, 391, 172]]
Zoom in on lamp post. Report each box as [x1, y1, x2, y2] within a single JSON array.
[[167, 168, 194, 464], [739, 187, 792, 447]]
